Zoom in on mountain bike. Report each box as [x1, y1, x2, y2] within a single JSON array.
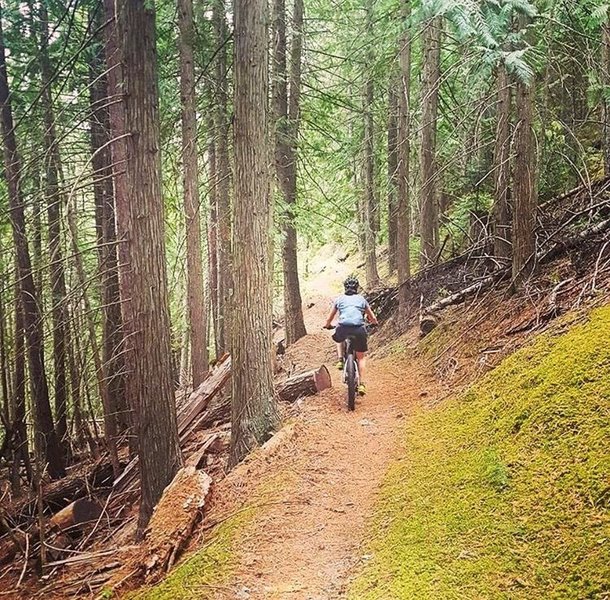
[[325, 324, 376, 411]]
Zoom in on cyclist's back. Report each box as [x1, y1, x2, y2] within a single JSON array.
[[334, 293, 367, 326]]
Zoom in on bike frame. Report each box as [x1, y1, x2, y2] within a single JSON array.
[[342, 336, 359, 385]]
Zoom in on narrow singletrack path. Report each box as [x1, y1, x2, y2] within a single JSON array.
[[215, 322, 436, 600]]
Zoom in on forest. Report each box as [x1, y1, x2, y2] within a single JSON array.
[[0, 0, 609, 597]]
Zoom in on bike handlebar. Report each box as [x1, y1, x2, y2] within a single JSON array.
[[323, 322, 379, 330]]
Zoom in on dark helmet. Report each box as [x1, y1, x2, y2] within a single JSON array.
[[343, 275, 359, 295]]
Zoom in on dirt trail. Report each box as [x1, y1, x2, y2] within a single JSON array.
[[212, 297, 436, 600]]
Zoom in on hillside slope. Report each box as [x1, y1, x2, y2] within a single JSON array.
[[350, 307, 610, 599]]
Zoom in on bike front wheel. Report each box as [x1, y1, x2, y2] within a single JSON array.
[[345, 354, 357, 411]]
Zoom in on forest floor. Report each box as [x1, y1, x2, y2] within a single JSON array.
[[136, 303, 438, 600], [121, 243, 610, 599], [131, 248, 443, 600]]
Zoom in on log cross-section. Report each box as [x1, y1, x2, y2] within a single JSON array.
[[276, 365, 332, 403]]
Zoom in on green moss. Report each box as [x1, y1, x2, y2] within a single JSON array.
[[417, 319, 455, 359], [126, 507, 254, 600], [350, 306, 610, 600]]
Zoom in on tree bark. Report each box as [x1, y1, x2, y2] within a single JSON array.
[[103, 0, 135, 457], [419, 16, 442, 268], [118, 0, 183, 532], [0, 8, 65, 480], [38, 2, 69, 454], [512, 16, 537, 287], [89, 4, 129, 438], [273, 0, 307, 346], [602, 20, 610, 176], [6, 275, 32, 491], [493, 61, 513, 261], [284, 0, 307, 345], [230, 0, 280, 466], [363, 0, 380, 289], [179, 0, 208, 387], [397, 0, 412, 321], [213, 0, 232, 356], [207, 127, 220, 354], [387, 81, 399, 274]]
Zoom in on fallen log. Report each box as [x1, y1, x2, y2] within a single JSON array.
[[141, 467, 212, 577], [48, 499, 103, 535], [112, 355, 232, 499], [423, 273, 500, 315], [276, 365, 332, 403]]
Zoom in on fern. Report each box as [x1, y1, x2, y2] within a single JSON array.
[[591, 3, 610, 24], [502, 48, 534, 84]]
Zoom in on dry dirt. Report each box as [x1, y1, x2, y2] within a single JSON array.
[[204, 292, 439, 600]]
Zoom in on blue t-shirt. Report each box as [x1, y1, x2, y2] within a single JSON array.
[[335, 294, 368, 326]]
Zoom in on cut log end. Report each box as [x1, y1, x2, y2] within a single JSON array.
[[419, 313, 439, 337], [49, 498, 103, 534], [313, 365, 332, 392], [277, 365, 333, 403]]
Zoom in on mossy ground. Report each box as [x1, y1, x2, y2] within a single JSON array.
[[124, 469, 295, 600], [122, 507, 254, 600], [350, 306, 610, 600]]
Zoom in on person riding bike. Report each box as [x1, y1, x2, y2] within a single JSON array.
[[324, 276, 379, 396]]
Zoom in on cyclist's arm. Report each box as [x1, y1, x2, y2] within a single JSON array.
[[364, 304, 379, 326], [325, 305, 338, 328]]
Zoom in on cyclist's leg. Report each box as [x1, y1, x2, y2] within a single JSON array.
[[356, 351, 367, 384], [332, 326, 346, 368]]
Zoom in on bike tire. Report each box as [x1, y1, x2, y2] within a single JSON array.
[[345, 354, 356, 411]]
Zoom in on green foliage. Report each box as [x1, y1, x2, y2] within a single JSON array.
[[349, 307, 610, 599]]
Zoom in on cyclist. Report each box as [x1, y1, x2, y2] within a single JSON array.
[[324, 275, 379, 396]]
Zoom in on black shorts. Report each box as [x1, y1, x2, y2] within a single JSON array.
[[332, 324, 368, 352]]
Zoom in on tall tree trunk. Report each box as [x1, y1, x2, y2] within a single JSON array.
[[66, 304, 91, 455], [273, 0, 306, 345], [179, 0, 208, 387], [89, 5, 129, 439], [387, 81, 398, 274], [283, 0, 307, 345], [39, 2, 69, 453], [230, 0, 279, 467], [397, 0, 411, 321], [0, 9, 65, 480], [207, 126, 220, 355], [12, 280, 32, 488], [103, 0, 135, 456], [118, 0, 182, 532], [0, 288, 10, 429], [493, 61, 513, 261], [213, 0, 232, 356], [363, 0, 380, 289], [512, 16, 537, 287], [419, 16, 442, 268], [66, 201, 121, 476], [602, 20, 610, 177]]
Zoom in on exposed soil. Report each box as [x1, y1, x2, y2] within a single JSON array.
[[204, 299, 439, 600]]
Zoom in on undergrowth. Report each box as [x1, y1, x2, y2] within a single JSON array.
[[350, 306, 610, 599]]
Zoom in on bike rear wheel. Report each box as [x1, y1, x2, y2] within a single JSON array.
[[345, 354, 356, 411]]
